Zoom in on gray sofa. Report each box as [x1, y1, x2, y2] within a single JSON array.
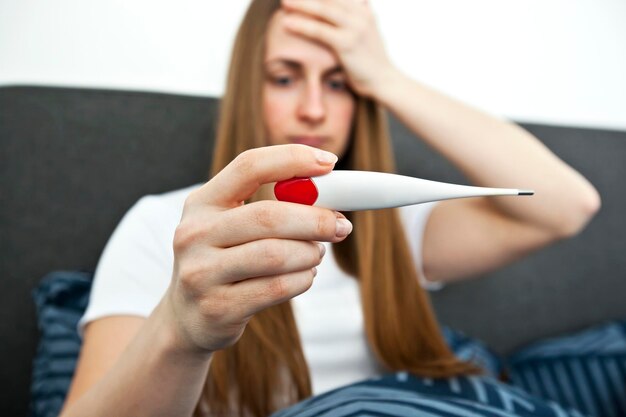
[[1, 85, 625, 416]]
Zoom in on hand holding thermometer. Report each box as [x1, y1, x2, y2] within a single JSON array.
[[274, 170, 534, 211]]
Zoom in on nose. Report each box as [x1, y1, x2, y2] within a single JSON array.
[[297, 81, 326, 124]]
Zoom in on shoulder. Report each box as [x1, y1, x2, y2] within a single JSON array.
[[95, 183, 203, 276], [80, 184, 203, 329], [398, 202, 438, 229], [121, 184, 202, 230], [397, 202, 445, 291], [131, 183, 202, 217]]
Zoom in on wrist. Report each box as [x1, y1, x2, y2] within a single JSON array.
[[368, 65, 408, 104], [153, 290, 214, 362]]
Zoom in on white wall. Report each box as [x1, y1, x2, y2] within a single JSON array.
[[1, 0, 625, 130]]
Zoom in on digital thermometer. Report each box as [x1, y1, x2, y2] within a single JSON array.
[[274, 170, 533, 211]]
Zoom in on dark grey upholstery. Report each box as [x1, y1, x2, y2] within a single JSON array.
[[1, 85, 625, 415]]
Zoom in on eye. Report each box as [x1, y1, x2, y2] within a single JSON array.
[[271, 75, 293, 87], [326, 78, 347, 91]]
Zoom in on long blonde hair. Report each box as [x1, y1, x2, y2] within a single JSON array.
[[199, 1, 477, 415]]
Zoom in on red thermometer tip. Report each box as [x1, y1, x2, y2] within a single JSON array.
[[274, 177, 318, 206]]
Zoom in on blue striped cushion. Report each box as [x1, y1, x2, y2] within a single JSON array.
[[271, 372, 590, 417], [31, 270, 93, 417], [31, 271, 614, 417], [442, 326, 503, 378], [28, 270, 503, 417], [508, 321, 626, 417]]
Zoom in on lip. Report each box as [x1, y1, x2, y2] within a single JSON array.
[[288, 135, 328, 148]]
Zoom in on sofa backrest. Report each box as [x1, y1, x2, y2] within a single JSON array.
[[2, 85, 625, 415]]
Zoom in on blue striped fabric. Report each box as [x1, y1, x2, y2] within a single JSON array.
[[442, 326, 503, 378], [28, 270, 505, 416], [271, 372, 590, 417], [30, 271, 623, 417], [508, 321, 626, 417], [30, 271, 93, 417]]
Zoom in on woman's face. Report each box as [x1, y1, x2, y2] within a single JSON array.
[[263, 10, 356, 158]]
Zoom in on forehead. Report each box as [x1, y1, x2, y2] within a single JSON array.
[[265, 10, 340, 70]]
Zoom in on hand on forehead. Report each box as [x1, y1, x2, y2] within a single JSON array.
[[266, 9, 340, 69]]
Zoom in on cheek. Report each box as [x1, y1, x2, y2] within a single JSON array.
[[263, 89, 293, 144], [326, 96, 355, 157], [332, 97, 356, 136]]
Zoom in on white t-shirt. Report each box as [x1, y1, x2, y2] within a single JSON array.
[[79, 184, 441, 395]]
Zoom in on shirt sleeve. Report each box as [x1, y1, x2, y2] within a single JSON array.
[[398, 202, 445, 291], [78, 195, 178, 336]]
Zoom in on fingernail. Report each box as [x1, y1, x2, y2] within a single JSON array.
[[335, 218, 353, 238], [315, 149, 338, 165], [317, 242, 326, 257]]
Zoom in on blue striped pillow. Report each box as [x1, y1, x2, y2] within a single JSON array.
[[31, 271, 614, 417], [31, 270, 93, 417], [271, 372, 590, 417], [442, 326, 504, 378], [28, 271, 503, 417], [508, 321, 626, 417]]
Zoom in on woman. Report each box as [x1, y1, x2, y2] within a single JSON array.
[[61, 0, 600, 416]]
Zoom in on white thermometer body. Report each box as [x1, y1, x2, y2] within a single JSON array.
[[274, 170, 533, 211]]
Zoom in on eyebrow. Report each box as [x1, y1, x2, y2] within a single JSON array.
[[264, 59, 344, 76]]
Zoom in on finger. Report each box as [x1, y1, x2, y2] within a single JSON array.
[[213, 239, 324, 284], [230, 269, 317, 317], [192, 145, 338, 208], [337, 0, 369, 7], [281, 0, 348, 27], [282, 13, 343, 47], [207, 200, 352, 247]]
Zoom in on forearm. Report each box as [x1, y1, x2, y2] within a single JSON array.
[[61, 297, 212, 417], [374, 69, 601, 235]]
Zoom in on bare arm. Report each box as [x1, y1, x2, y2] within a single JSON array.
[[374, 72, 600, 238], [61, 307, 212, 417], [372, 72, 601, 282]]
